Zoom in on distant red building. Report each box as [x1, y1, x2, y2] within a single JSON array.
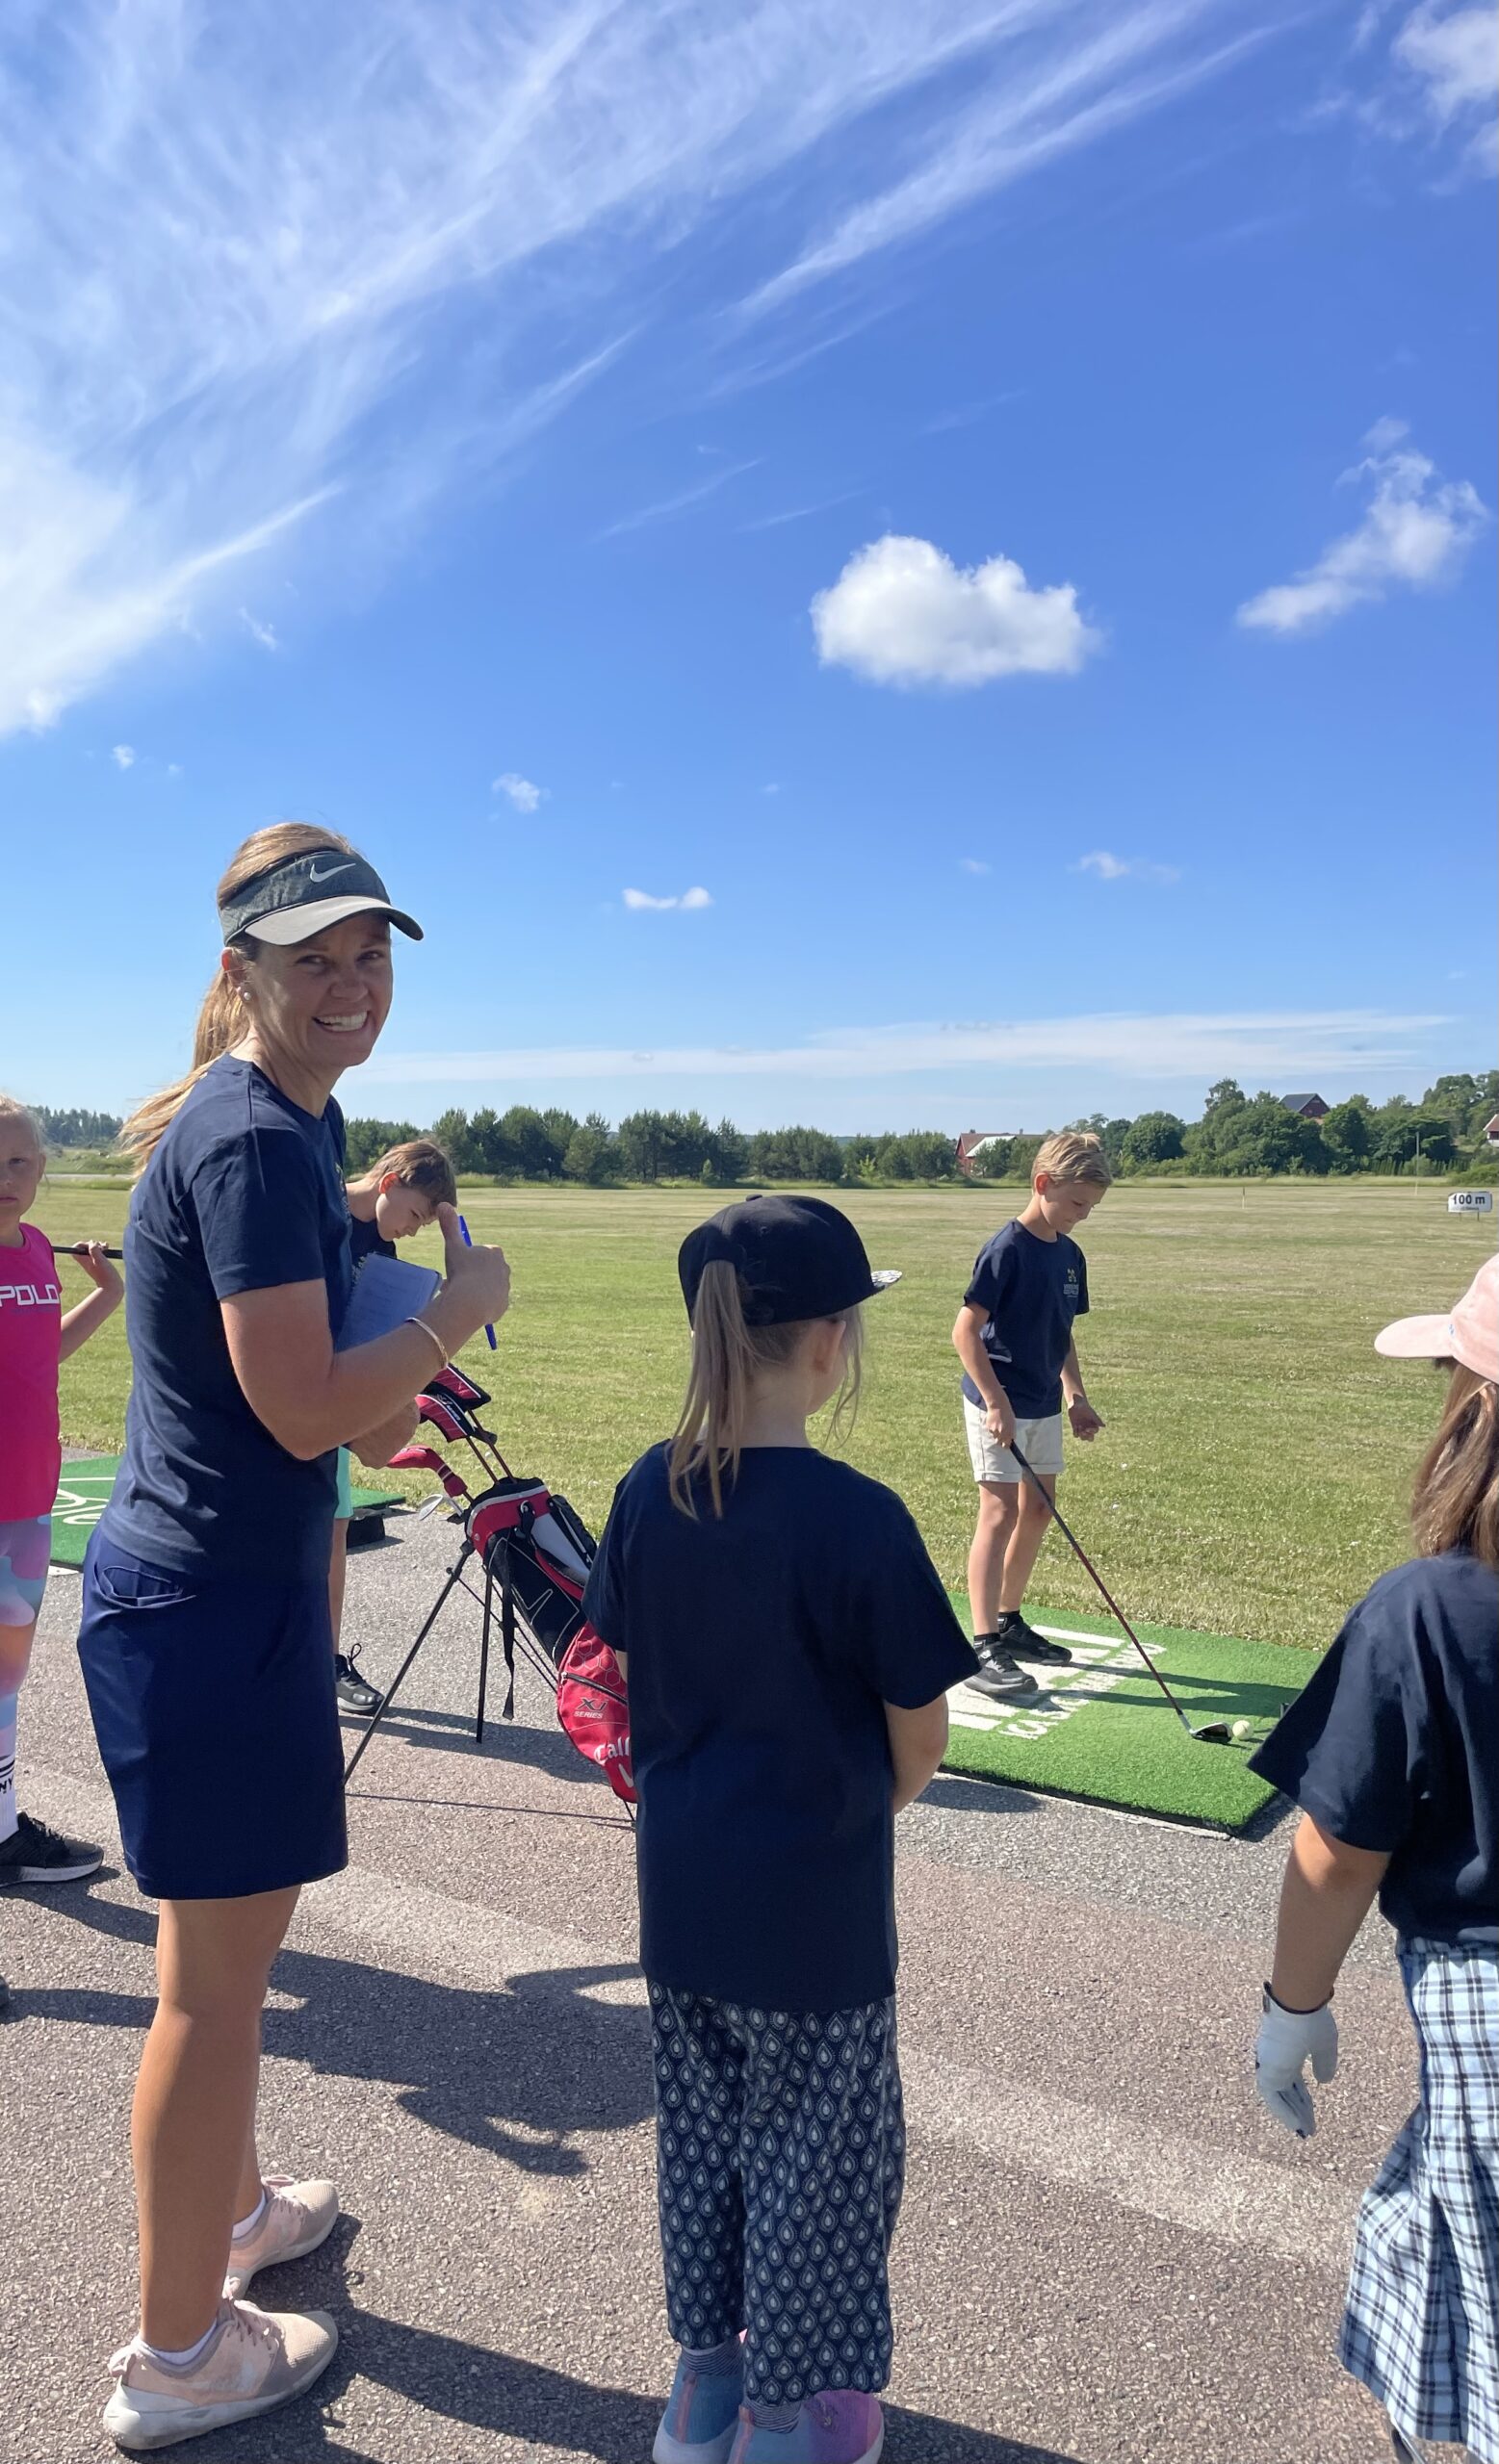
[[956, 1129, 1019, 1177], [1486, 1114, 1499, 1148], [1280, 1091, 1330, 1122]]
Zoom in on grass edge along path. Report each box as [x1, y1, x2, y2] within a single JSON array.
[[942, 1597, 1307, 1831]]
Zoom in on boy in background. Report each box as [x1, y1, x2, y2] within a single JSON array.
[[952, 1131, 1110, 1704], [332, 1139, 456, 1712]]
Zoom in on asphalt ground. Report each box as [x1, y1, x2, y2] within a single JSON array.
[[1, 1503, 1421, 2464]]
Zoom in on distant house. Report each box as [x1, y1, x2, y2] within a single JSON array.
[[1280, 1091, 1330, 1122], [956, 1130, 1018, 1177], [1486, 1114, 1499, 1148]]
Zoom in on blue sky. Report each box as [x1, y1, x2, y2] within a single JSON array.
[[3, 0, 1494, 1134]]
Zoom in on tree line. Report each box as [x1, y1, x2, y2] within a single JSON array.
[[25, 1075, 1496, 1181], [338, 1071, 1498, 1187]]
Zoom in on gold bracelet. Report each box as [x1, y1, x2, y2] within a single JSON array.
[[405, 1313, 449, 1372]]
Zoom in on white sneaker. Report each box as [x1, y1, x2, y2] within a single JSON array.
[[102, 2299, 337, 2451], [223, 2173, 339, 2297]]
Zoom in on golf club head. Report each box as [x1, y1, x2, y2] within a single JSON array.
[[1190, 1720, 1233, 1744]]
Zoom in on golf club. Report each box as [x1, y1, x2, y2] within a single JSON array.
[[58, 1243, 124, 1257], [1009, 1441, 1232, 1744]]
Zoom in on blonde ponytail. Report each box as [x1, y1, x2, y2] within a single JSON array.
[[120, 820, 360, 1171], [667, 1262, 865, 1518]]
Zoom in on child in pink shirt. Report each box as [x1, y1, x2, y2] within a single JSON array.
[[0, 1096, 122, 1891]]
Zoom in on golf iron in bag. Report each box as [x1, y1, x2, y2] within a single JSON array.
[[343, 1369, 635, 1805], [1009, 1441, 1231, 1745]]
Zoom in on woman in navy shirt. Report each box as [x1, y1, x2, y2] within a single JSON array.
[[1251, 1254, 1498, 2464], [79, 824, 510, 2453]]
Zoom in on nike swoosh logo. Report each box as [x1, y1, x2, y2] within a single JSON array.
[[306, 860, 356, 885]]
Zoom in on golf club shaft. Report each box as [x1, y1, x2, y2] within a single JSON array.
[[58, 1243, 124, 1258], [1009, 1441, 1195, 1732]]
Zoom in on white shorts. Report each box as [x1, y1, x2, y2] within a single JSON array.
[[963, 1399, 1064, 1484]]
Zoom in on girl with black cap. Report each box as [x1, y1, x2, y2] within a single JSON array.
[[78, 823, 510, 2451], [582, 1194, 979, 2464]]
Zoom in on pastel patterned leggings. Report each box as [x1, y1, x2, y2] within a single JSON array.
[[650, 1980, 905, 2405]]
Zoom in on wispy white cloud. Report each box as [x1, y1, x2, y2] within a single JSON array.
[[0, 0, 1273, 734], [959, 856, 992, 874], [622, 886, 713, 911], [111, 743, 136, 770], [240, 608, 279, 651], [813, 533, 1100, 686], [493, 772, 547, 813], [1392, 5, 1497, 168], [740, 9, 1274, 319], [1072, 849, 1180, 884], [738, 489, 864, 533], [1237, 423, 1487, 635], [601, 459, 760, 540], [366, 1008, 1449, 1087]]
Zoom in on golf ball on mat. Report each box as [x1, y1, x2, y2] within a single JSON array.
[[1230, 1718, 1253, 1740]]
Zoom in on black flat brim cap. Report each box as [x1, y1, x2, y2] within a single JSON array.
[[680, 1193, 900, 1326]]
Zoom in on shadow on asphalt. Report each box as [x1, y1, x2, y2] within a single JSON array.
[[244, 2308, 1091, 2464], [19, 1886, 653, 2176], [343, 1695, 603, 1787], [920, 1774, 1043, 1818]]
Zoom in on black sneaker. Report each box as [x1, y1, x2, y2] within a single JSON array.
[[0, 1811, 104, 1886], [995, 1612, 1072, 1666], [334, 1651, 382, 1717], [969, 1641, 1044, 1705]]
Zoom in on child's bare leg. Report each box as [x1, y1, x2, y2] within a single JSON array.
[[967, 1483, 1018, 1635], [998, 1473, 1055, 1614]]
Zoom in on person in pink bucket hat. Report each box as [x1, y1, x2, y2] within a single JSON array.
[[1245, 1251, 1498, 2464]]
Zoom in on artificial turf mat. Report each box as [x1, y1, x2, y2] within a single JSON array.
[[47, 1456, 401, 1569], [942, 1598, 1312, 1832]]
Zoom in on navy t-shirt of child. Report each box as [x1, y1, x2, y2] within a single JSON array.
[[105, 1058, 353, 1581], [962, 1219, 1089, 1419], [1251, 1550, 1498, 1948], [582, 1444, 979, 2014]]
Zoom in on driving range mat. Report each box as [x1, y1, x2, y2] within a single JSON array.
[[47, 1457, 402, 1569], [943, 1600, 1312, 1832]]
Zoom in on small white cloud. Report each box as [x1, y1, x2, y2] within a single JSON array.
[[493, 772, 546, 813], [111, 743, 136, 769], [1072, 850, 1180, 884], [959, 856, 992, 874], [812, 533, 1100, 689], [240, 607, 279, 651], [762, 782, 781, 796], [1392, 5, 1497, 162], [1237, 426, 1487, 634], [166, 761, 183, 777], [622, 886, 713, 911]]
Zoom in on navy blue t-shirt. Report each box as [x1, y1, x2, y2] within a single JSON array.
[[1251, 1552, 1498, 1949], [582, 1445, 979, 2013], [961, 1219, 1090, 1419], [104, 1058, 353, 1580], [349, 1215, 396, 1267]]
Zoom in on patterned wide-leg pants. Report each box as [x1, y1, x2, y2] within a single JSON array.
[[649, 1980, 905, 2405]]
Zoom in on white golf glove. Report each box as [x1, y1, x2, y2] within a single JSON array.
[[1255, 1986, 1338, 2137]]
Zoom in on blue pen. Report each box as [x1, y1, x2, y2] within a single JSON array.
[[458, 1213, 499, 1349]]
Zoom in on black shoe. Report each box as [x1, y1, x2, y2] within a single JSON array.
[[334, 1651, 382, 1716], [0, 1811, 104, 1886], [969, 1641, 1044, 1705], [995, 1612, 1072, 1666]]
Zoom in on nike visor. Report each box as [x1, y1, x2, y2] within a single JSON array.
[[220, 848, 424, 946]]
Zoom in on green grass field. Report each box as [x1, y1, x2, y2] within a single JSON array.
[[35, 1178, 1489, 1654]]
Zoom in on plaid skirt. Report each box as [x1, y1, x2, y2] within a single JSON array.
[[1341, 1940, 1498, 2464]]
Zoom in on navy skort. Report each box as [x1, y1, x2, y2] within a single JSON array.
[[77, 1531, 348, 1901]]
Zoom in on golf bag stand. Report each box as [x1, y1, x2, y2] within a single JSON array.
[[342, 1524, 509, 1785]]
